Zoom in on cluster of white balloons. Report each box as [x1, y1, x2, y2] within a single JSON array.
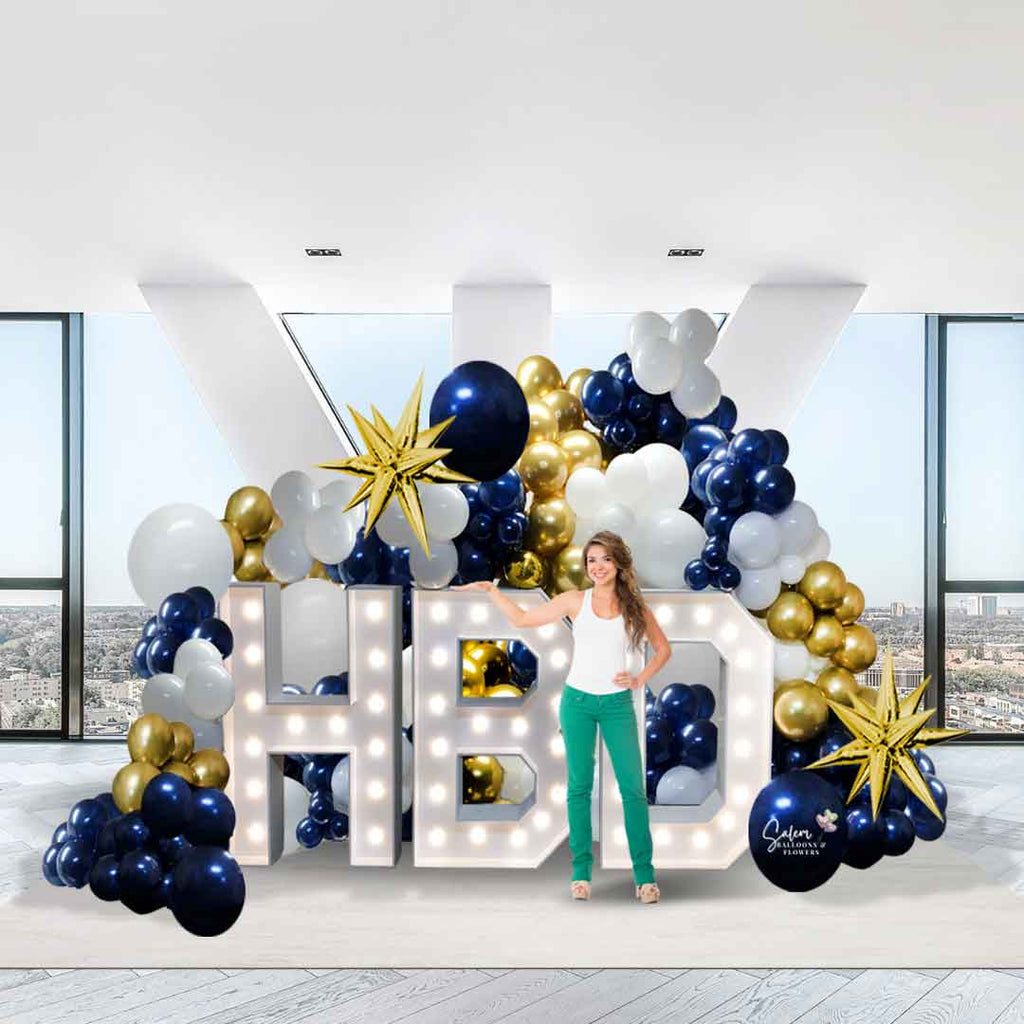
[[280, 578, 349, 690], [565, 444, 705, 587], [331, 734, 414, 816], [139, 637, 235, 750], [263, 471, 363, 583], [727, 500, 831, 612], [628, 309, 722, 419]]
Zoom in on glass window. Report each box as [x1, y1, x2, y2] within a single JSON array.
[[0, 592, 62, 731]]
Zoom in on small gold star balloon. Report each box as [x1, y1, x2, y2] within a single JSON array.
[[318, 374, 475, 556], [807, 651, 967, 821]]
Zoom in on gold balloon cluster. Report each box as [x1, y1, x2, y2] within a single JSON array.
[[461, 640, 529, 698], [462, 755, 505, 804], [509, 355, 602, 596], [112, 713, 230, 814]]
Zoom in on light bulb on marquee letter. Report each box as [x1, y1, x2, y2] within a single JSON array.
[[220, 582, 401, 867]]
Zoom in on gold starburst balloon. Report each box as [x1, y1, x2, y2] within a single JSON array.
[[807, 651, 967, 821], [318, 374, 475, 556]]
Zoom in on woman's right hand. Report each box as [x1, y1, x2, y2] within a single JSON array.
[[453, 581, 495, 592]]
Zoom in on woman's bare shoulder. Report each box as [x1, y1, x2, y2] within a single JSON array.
[[561, 588, 586, 620]]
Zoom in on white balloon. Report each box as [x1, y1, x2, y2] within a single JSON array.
[[264, 523, 314, 583], [565, 466, 609, 519], [141, 673, 185, 721], [774, 640, 810, 682], [669, 308, 719, 362], [669, 363, 722, 418], [734, 564, 782, 611], [283, 777, 310, 856], [374, 501, 418, 548], [419, 484, 470, 540], [282, 579, 348, 689], [626, 311, 670, 360], [127, 504, 233, 611], [184, 714, 223, 752], [656, 764, 717, 805], [172, 638, 222, 681], [729, 512, 782, 570], [633, 509, 706, 588], [409, 538, 458, 589], [803, 527, 832, 563], [401, 645, 413, 728], [777, 554, 807, 585], [271, 470, 320, 523], [593, 503, 637, 541], [635, 443, 689, 510], [184, 661, 235, 721], [604, 453, 649, 509], [331, 756, 350, 812], [497, 756, 536, 803], [572, 515, 597, 546], [805, 653, 832, 681], [320, 477, 361, 509], [631, 335, 684, 394], [304, 506, 357, 564], [775, 500, 819, 555], [401, 734, 414, 814]]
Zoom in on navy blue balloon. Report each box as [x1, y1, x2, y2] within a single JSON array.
[[626, 392, 654, 423], [705, 461, 750, 511], [645, 714, 675, 767], [748, 771, 848, 891], [728, 429, 771, 471], [42, 844, 65, 887], [883, 776, 908, 811], [684, 559, 712, 590], [653, 400, 686, 447], [56, 836, 95, 888], [461, 482, 483, 516], [716, 396, 738, 431], [882, 810, 916, 856], [608, 351, 634, 382], [95, 820, 119, 857], [701, 536, 728, 571], [158, 592, 201, 639], [429, 361, 530, 480], [324, 562, 343, 583], [818, 728, 852, 760], [401, 807, 414, 842], [115, 812, 151, 856], [186, 789, 236, 848], [783, 743, 815, 771], [708, 442, 731, 462], [157, 833, 192, 869], [678, 719, 717, 768], [327, 811, 349, 841], [95, 791, 119, 821], [457, 541, 495, 583], [401, 585, 413, 648], [717, 561, 741, 591], [282, 753, 305, 783], [380, 545, 412, 587], [142, 615, 163, 639], [580, 370, 625, 425], [89, 854, 121, 901], [313, 673, 349, 697], [162, 872, 176, 911], [479, 471, 525, 514], [308, 789, 334, 826], [51, 821, 69, 846], [146, 632, 181, 676], [844, 806, 885, 869], [764, 429, 789, 466], [907, 774, 947, 821], [296, 816, 324, 849], [496, 511, 528, 548], [171, 847, 246, 937], [192, 617, 233, 659], [690, 684, 716, 719], [690, 460, 715, 504], [645, 765, 663, 803], [681, 424, 727, 472], [339, 527, 386, 585], [602, 416, 637, 450], [185, 585, 216, 621], [119, 849, 165, 914], [302, 756, 337, 793], [912, 750, 936, 776], [508, 640, 538, 685], [914, 811, 946, 841], [750, 466, 796, 514], [132, 638, 153, 679], [141, 772, 194, 839], [657, 683, 697, 726], [468, 511, 496, 543]]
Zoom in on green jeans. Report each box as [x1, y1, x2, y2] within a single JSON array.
[[558, 684, 655, 886]]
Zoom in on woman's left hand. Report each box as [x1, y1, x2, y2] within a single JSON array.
[[613, 672, 641, 689]]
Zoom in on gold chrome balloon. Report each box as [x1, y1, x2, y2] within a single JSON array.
[[462, 650, 486, 697], [224, 485, 275, 541], [518, 441, 569, 498], [112, 762, 160, 814], [261, 512, 284, 542], [565, 368, 592, 399], [858, 684, 878, 707], [541, 388, 584, 435], [221, 519, 245, 571], [464, 642, 511, 690], [462, 755, 504, 803], [816, 666, 859, 707], [773, 679, 809, 699], [189, 748, 231, 789], [236, 540, 270, 582], [526, 497, 576, 557], [169, 721, 195, 763], [833, 623, 878, 673], [485, 684, 523, 698], [127, 713, 174, 766], [527, 401, 559, 445], [161, 759, 198, 784], [558, 429, 603, 474], [502, 549, 548, 589], [307, 560, 330, 580], [516, 355, 562, 402], [766, 591, 815, 641], [773, 682, 829, 742], [551, 544, 591, 594], [797, 560, 848, 611], [805, 614, 846, 657], [834, 582, 866, 625]]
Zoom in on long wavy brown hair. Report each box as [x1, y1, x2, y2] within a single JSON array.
[[581, 530, 648, 651]]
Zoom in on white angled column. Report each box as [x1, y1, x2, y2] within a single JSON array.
[[451, 284, 551, 371]]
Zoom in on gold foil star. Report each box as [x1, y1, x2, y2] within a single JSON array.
[[807, 652, 967, 821], [318, 374, 475, 556]]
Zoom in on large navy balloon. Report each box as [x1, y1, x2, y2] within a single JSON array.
[[132, 638, 154, 680], [764, 429, 789, 466], [186, 790, 236, 848], [508, 640, 538, 686], [140, 772, 194, 838], [115, 812, 152, 856], [146, 632, 181, 676], [653, 400, 686, 447], [684, 559, 712, 590], [881, 809, 916, 856], [645, 714, 675, 767], [479, 471, 525, 514], [728, 429, 771, 471], [750, 466, 796, 514], [906, 774, 947, 822], [429, 361, 530, 480], [705, 461, 749, 511], [67, 798, 107, 847], [677, 720, 717, 769], [119, 850, 165, 914], [656, 683, 697, 727], [172, 847, 246, 937], [748, 771, 847, 892]]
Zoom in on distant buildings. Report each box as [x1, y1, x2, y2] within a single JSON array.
[[890, 601, 907, 618]]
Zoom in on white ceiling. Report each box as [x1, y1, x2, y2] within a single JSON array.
[[3, 2, 1024, 315]]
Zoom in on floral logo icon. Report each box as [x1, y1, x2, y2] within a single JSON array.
[[815, 808, 839, 833]]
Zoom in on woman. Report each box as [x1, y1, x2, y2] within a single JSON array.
[[459, 530, 671, 904]]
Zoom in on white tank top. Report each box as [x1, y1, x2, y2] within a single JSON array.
[[563, 589, 629, 696]]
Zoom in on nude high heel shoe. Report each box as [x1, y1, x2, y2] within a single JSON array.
[[571, 880, 592, 901], [636, 883, 660, 904]]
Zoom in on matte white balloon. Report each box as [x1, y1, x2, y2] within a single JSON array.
[[401, 645, 413, 728], [271, 470, 320, 523], [777, 554, 807, 585], [127, 503, 233, 611], [669, 363, 722, 418], [803, 527, 832, 563], [604, 453, 649, 508], [669, 308, 719, 362], [283, 777, 311, 856], [374, 501, 418, 548], [319, 477, 362, 509], [633, 509, 706, 588], [632, 335, 684, 394], [729, 512, 782, 570], [734, 563, 783, 611], [304, 505, 357, 563], [282, 579, 348, 690], [264, 523, 314, 583], [593, 502, 637, 541], [635, 442, 689, 510], [656, 764, 717, 805], [572, 515, 597, 546], [184, 661, 235, 721], [331, 756, 350, 812], [401, 734, 414, 814], [140, 673, 185, 721], [565, 466, 609, 519], [419, 484, 470, 540], [497, 756, 536, 803], [184, 714, 223, 752], [774, 500, 819, 555], [409, 538, 458, 589], [774, 640, 810, 682], [626, 311, 670, 360], [172, 638, 222, 681]]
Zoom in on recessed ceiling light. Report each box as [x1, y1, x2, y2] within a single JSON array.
[[668, 248, 704, 257], [305, 247, 343, 257]]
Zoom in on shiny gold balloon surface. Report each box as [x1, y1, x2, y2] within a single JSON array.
[[834, 582, 866, 625], [816, 666, 859, 707], [798, 560, 848, 611], [832, 623, 878, 673], [526, 497, 576, 557], [518, 441, 569, 498], [261, 512, 284, 542], [464, 642, 511, 690], [766, 591, 815, 641], [805, 614, 846, 657], [551, 544, 592, 594], [189, 748, 231, 789], [565, 368, 592, 398], [307, 560, 330, 580], [224, 486, 275, 541], [527, 402, 559, 445], [112, 761, 160, 814], [502, 549, 548, 589], [221, 519, 245, 571], [558, 429, 603, 473], [858, 685, 878, 707], [169, 720, 195, 763], [236, 540, 270, 582], [516, 355, 562, 401], [161, 760, 198, 784], [462, 755, 505, 803], [774, 679, 809, 698], [127, 713, 174, 765], [485, 684, 523, 697], [541, 388, 584, 435], [773, 682, 829, 742]]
